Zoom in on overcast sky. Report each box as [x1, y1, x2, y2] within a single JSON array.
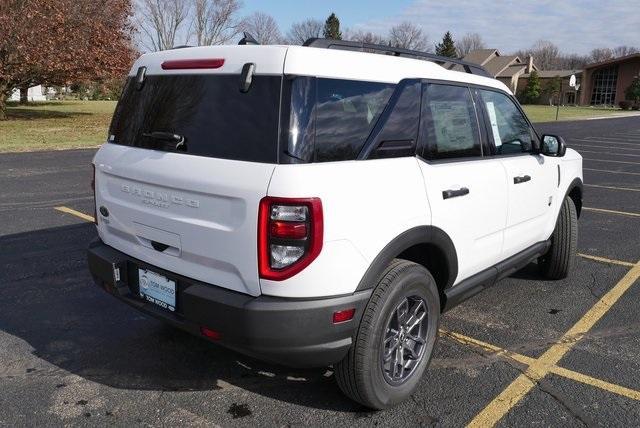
[[243, 0, 640, 54]]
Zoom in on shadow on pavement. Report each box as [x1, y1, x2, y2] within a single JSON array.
[[0, 223, 364, 412]]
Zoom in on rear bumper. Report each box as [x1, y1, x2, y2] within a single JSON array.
[[87, 239, 370, 368]]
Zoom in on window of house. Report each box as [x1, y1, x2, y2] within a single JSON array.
[[590, 66, 618, 105]]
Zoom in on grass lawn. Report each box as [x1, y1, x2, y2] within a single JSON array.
[[0, 100, 637, 153], [522, 105, 632, 123], [0, 100, 116, 153]]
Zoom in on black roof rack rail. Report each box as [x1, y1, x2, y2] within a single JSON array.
[[302, 38, 492, 78]]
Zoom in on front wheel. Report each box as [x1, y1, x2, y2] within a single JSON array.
[[335, 260, 440, 409], [538, 196, 578, 279]]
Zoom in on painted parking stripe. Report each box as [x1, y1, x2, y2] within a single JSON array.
[[579, 150, 640, 158], [54, 206, 95, 222], [467, 260, 640, 427], [568, 144, 640, 152], [578, 253, 636, 267], [583, 158, 640, 165], [583, 207, 640, 217], [584, 184, 640, 192], [571, 138, 640, 146], [584, 167, 640, 176], [443, 331, 640, 403]]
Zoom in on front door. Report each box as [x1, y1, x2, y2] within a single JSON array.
[[476, 89, 558, 259]]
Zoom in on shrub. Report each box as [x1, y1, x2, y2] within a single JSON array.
[[619, 100, 632, 110], [632, 104, 640, 111]]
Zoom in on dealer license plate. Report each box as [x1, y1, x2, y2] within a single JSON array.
[[138, 268, 176, 312]]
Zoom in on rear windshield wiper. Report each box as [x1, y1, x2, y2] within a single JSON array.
[[142, 131, 186, 151]]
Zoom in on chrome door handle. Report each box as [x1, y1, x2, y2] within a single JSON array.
[[513, 175, 531, 184], [442, 187, 470, 199]]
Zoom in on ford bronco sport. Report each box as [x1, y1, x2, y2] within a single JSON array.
[[87, 37, 583, 409]]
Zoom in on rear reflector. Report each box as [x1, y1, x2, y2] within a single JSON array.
[[161, 58, 225, 70], [270, 221, 307, 239], [200, 326, 221, 340], [332, 308, 356, 324]]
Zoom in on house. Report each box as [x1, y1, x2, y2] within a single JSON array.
[[9, 85, 46, 102], [519, 70, 583, 105], [580, 53, 640, 106], [458, 49, 536, 94]]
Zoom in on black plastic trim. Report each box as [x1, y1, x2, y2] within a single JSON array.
[[87, 239, 371, 368], [355, 226, 458, 292], [443, 240, 550, 311]]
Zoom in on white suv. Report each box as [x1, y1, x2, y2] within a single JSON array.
[[87, 38, 583, 409]]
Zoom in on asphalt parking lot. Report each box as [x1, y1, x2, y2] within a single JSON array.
[[1, 116, 639, 426]]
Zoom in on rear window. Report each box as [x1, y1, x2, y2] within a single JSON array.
[[109, 74, 282, 163], [285, 77, 395, 162]]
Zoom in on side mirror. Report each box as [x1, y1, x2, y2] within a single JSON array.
[[541, 134, 567, 157]]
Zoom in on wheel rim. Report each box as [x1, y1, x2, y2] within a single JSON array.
[[380, 295, 429, 385]]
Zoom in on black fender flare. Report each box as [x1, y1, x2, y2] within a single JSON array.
[[563, 177, 583, 217], [354, 226, 458, 292]]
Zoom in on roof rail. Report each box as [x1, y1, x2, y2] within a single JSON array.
[[303, 38, 492, 78]]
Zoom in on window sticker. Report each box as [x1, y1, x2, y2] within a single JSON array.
[[486, 101, 502, 147], [429, 101, 475, 151]]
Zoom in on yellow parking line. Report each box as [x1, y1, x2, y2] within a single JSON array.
[[467, 260, 640, 427], [578, 253, 636, 267], [569, 144, 640, 152], [583, 158, 640, 165], [584, 184, 640, 192], [575, 139, 640, 146], [443, 330, 640, 403], [54, 206, 95, 223], [584, 168, 640, 176], [583, 206, 640, 217]]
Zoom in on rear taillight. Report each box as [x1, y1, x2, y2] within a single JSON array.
[[258, 197, 323, 281], [161, 58, 225, 70], [91, 164, 97, 225]]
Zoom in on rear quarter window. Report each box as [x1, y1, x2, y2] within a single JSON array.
[[109, 74, 282, 163]]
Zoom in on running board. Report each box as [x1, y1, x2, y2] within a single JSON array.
[[442, 240, 551, 312]]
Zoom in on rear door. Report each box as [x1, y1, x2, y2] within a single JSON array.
[[94, 48, 286, 296], [417, 83, 508, 283], [475, 89, 558, 259]]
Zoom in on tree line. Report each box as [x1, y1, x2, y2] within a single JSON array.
[[1, 0, 639, 120]]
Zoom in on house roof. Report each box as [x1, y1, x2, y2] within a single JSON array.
[[522, 70, 582, 78], [462, 49, 537, 78], [584, 53, 640, 69]]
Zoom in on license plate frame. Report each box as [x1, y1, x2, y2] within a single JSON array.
[[138, 268, 176, 312]]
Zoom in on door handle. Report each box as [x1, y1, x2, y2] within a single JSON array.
[[442, 187, 470, 199], [513, 175, 531, 184]]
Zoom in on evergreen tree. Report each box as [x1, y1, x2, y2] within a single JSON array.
[[521, 70, 542, 104], [435, 31, 457, 58], [323, 13, 342, 40], [625, 76, 640, 103]]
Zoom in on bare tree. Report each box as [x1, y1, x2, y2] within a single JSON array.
[[239, 12, 282, 45], [612, 45, 639, 58], [589, 47, 613, 63], [343, 29, 387, 45], [456, 32, 486, 57], [192, 0, 242, 46], [286, 18, 323, 45], [516, 40, 559, 70], [138, 0, 190, 51], [388, 21, 430, 52]]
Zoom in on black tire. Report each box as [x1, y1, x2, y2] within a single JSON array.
[[335, 259, 440, 410], [538, 196, 578, 279]]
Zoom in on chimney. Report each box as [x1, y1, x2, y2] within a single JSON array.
[[527, 56, 534, 73]]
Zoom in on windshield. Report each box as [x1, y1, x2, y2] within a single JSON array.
[[108, 74, 282, 163]]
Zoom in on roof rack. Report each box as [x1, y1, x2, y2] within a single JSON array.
[[303, 38, 492, 78]]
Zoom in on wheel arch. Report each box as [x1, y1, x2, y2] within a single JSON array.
[[565, 177, 583, 218], [355, 226, 458, 298]]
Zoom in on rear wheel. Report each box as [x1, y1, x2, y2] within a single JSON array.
[[335, 259, 440, 409], [538, 196, 578, 279]]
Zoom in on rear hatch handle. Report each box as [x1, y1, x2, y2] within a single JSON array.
[[142, 131, 186, 151]]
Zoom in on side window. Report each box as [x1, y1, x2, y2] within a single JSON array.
[[315, 79, 395, 162], [479, 90, 534, 154], [421, 84, 482, 160]]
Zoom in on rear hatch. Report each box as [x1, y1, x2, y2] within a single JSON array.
[[93, 46, 287, 296]]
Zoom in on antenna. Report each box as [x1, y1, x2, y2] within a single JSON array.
[[239, 32, 259, 45]]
